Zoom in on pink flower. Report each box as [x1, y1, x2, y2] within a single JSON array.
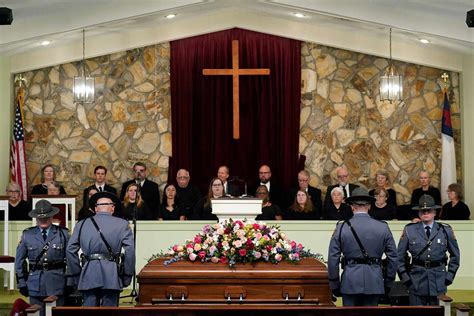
[[254, 251, 262, 259], [211, 257, 220, 263], [253, 223, 260, 230], [172, 245, 178, 252], [233, 240, 242, 248], [194, 236, 202, 243], [198, 251, 206, 259], [275, 254, 282, 262], [234, 220, 243, 228], [290, 241, 296, 249], [194, 244, 202, 251], [298, 243, 303, 250], [255, 232, 262, 240], [189, 253, 197, 261], [239, 249, 247, 256], [187, 247, 194, 254], [294, 253, 300, 259]]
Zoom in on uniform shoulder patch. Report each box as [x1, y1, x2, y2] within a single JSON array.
[[438, 222, 452, 228]]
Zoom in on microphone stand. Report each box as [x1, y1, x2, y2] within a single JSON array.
[[120, 200, 138, 303]]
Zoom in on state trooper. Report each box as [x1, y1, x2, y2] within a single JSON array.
[[66, 191, 135, 306], [397, 194, 460, 306], [328, 187, 398, 306], [15, 200, 70, 316]]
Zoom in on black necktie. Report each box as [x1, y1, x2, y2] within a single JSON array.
[[425, 226, 431, 239], [42, 229, 47, 241], [98, 186, 103, 192]]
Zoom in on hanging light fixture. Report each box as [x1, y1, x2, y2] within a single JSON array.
[[379, 28, 403, 102], [73, 29, 95, 103]]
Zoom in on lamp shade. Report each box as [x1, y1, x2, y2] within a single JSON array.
[[379, 67, 403, 101], [73, 76, 95, 103]]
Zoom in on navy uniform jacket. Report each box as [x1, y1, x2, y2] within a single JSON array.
[[15, 225, 69, 296], [66, 212, 135, 291], [328, 213, 397, 295], [397, 221, 460, 296]]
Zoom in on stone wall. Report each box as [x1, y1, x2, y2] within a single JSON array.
[[19, 44, 171, 197], [17, 40, 461, 206], [300, 42, 461, 204]]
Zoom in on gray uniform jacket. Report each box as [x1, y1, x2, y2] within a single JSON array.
[[328, 213, 398, 295], [66, 212, 135, 291], [15, 225, 69, 296], [397, 221, 460, 296]]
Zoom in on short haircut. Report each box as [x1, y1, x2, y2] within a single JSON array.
[[375, 169, 389, 180], [6, 182, 21, 192], [298, 170, 310, 178], [47, 181, 61, 190], [133, 162, 147, 170], [94, 165, 107, 174], [448, 183, 463, 200], [331, 186, 344, 196], [373, 187, 389, 199]]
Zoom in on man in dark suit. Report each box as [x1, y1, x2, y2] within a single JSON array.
[[324, 165, 359, 208], [120, 162, 160, 219], [252, 165, 284, 209], [288, 170, 322, 219], [410, 170, 441, 207], [82, 166, 117, 207]]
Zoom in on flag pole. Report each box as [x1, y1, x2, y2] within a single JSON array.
[[12, 74, 28, 200]]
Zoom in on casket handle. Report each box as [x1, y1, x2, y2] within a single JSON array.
[[282, 286, 305, 301], [224, 286, 247, 303], [166, 286, 188, 301]]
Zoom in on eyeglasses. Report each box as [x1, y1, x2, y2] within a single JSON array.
[[96, 203, 115, 206], [337, 174, 349, 179], [177, 176, 189, 180]]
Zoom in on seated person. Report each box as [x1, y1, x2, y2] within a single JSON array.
[[440, 183, 471, 220], [410, 170, 441, 206], [369, 187, 396, 220], [285, 190, 318, 220], [31, 164, 66, 195], [47, 181, 66, 226], [254, 185, 282, 221], [192, 177, 223, 221], [175, 169, 201, 219], [322, 187, 352, 221], [122, 183, 154, 220], [288, 170, 322, 218], [5, 182, 30, 220], [368, 169, 397, 206], [77, 187, 98, 221], [158, 184, 185, 221]]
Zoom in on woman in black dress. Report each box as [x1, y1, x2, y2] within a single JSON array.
[[254, 185, 282, 220], [322, 187, 352, 220], [31, 164, 66, 195], [440, 183, 471, 220], [122, 183, 154, 220], [6, 182, 30, 220], [77, 187, 98, 221], [368, 169, 397, 206], [158, 183, 185, 221], [192, 177, 224, 220], [285, 190, 318, 220], [369, 187, 396, 220]]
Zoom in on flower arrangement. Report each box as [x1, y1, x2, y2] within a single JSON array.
[[151, 219, 321, 267]]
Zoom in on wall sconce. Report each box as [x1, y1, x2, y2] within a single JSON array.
[[379, 28, 403, 102], [73, 29, 95, 103]]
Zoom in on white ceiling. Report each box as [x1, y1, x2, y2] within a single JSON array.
[[0, 0, 472, 55]]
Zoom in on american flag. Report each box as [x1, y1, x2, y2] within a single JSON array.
[[10, 93, 28, 200]]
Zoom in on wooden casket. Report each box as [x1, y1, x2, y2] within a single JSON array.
[[137, 257, 333, 306]]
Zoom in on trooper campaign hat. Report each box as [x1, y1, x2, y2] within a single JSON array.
[[28, 199, 60, 218], [412, 194, 441, 211], [89, 191, 121, 208], [345, 187, 376, 205]]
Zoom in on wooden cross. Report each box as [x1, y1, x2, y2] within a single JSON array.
[[203, 40, 270, 139]]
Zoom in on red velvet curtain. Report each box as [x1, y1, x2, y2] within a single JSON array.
[[169, 28, 301, 195]]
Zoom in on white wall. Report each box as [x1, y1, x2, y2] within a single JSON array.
[[0, 56, 11, 192]]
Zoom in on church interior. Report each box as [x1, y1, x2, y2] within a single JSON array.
[[0, 0, 473, 314]]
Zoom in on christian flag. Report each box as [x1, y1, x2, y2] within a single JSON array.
[[440, 91, 456, 204], [10, 92, 28, 201]]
